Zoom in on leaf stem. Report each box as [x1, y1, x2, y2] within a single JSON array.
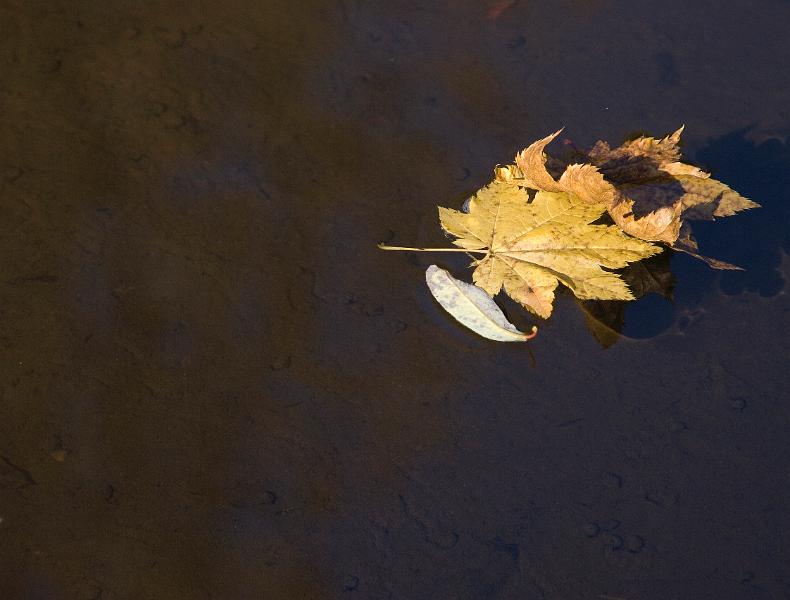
[[378, 244, 486, 254]]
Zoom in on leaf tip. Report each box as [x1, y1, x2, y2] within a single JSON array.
[[669, 124, 685, 143]]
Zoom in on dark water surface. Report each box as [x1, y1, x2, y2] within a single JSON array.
[[1, 2, 790, 599]]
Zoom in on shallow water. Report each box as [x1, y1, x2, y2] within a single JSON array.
[[1, 2, 789, 599]]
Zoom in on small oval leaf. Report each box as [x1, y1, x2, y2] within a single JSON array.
[[425, 265, 536, 342]]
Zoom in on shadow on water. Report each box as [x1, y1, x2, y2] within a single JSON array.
[[695, 128, 790, 294], [407, 127, 790, 349], [581, 128, 790, 347], [406, 124, 790, 349]]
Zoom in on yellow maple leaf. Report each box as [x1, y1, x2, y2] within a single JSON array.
[[437, 184, 661, 318]]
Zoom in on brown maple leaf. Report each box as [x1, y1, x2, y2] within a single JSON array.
[[590, 128, 758, 250], [495, 127, 759, 268]]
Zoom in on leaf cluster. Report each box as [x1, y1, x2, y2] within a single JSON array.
[[495, 127, 759, 268], [381, 127, 758, 341]]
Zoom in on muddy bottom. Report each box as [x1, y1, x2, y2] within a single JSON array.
[[1, 2, 789, 599]]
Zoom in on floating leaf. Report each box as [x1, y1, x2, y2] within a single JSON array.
[[439, 184, 661, 318], [589, 128, 758, 250], [380, 127, 757, 342], [425, 265, 537, 342], [500, 127, 759, 263]]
